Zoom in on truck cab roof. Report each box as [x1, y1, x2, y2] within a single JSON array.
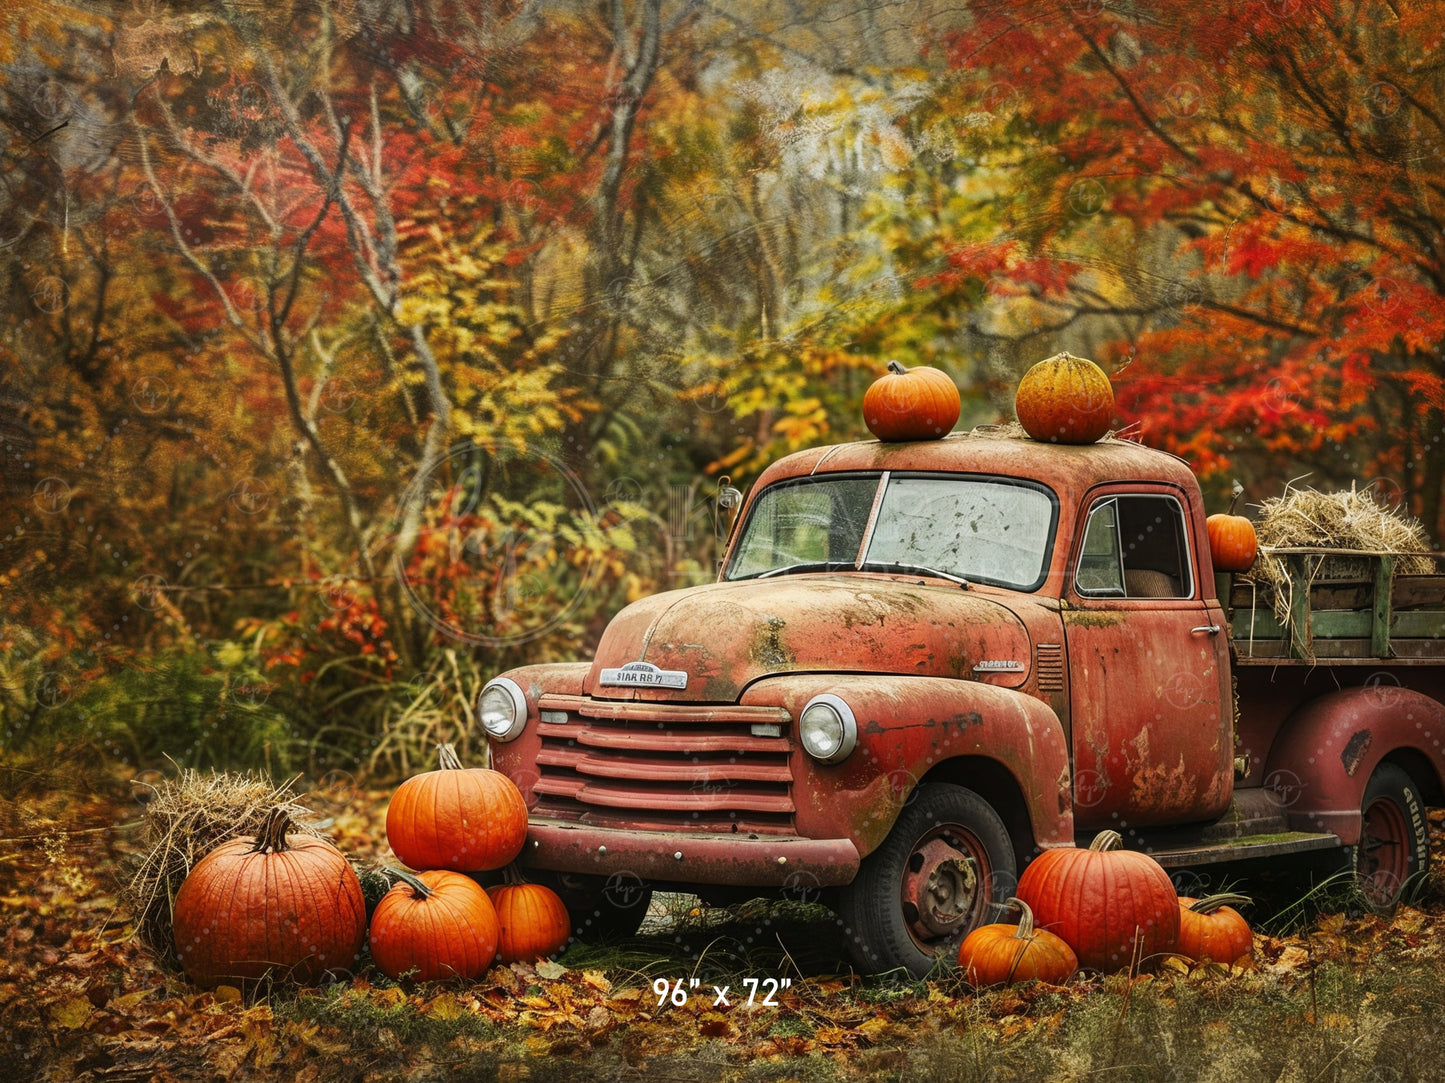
[[754, 429, 1200, 496]]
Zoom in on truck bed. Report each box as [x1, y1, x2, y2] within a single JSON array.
[[1227, 547, 1445, 664]]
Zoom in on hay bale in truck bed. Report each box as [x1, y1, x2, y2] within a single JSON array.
[[1238, 484, 1440, 627]]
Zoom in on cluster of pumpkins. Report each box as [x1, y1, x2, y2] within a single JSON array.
[[171, 744, 572, 987], [958, 830, 1253, 986], [863, 352, 1258, 573]]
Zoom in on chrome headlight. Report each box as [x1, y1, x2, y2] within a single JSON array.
[[477, 677, 528, 742], [798, 693, 858, 764]]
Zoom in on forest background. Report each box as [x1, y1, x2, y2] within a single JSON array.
[[3, 0, 1444, 781]]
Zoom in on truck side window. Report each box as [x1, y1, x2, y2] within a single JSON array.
[[1076, 495, 1193, 599], [1076, 499, 1126, 596]]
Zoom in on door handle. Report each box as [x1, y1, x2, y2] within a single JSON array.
[[1191, 625, 1221, 636]]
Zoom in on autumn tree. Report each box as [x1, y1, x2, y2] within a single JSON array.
[[907, 0, 1445, 531]]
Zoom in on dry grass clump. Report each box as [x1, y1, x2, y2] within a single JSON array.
[[125, 767, 323, 968], [1243, 484, 1438, 621], [968, 420, 1137, 442]]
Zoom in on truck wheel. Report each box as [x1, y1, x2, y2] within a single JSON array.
[[837, 782, 1016, 978], [1354, 763, 1430, 913]]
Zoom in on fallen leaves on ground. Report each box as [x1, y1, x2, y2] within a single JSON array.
[[7, 766, 1445, 1081]]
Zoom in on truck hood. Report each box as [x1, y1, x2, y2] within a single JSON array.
[[585, 574, 1032, 702]]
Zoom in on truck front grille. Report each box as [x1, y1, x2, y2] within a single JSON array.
[[531, 694, 795, 834]]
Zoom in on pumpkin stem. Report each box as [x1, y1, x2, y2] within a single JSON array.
[[886, 360, 908, 375], [437, 743, 464, 771], [1187, 892, 1251, 915], [501, 863, 528, 886], [1004, 896, 1037, 940], [1227, 482, 1244, 516], [248, 808, 292, 854], [388, 868, 434, 900], [1087, 829, 1124, 852]]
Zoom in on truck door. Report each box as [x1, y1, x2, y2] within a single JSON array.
[[1065, 488, 1233, 831]]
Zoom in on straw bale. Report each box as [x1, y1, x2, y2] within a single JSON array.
[[124, 767, 323, 969], [1242, 483, 1437, 623]]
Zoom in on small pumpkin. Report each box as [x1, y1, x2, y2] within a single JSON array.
[[863, 360, 961, 442], [385, 743, 528, 873], [958, 896, 1079, 986], [1206, 493, 1257, 573], [172, 808, 366, 987], [1176, 893, 1253, 965], [487, 872, 573, 962], [1015, 829, 1180, 972], [368, 869, 500, 981], [1014, 351, 1115, 445]]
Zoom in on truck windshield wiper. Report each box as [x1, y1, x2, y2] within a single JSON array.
[[857, 561, 971, 587], [752, 560, 857, 579], [748, 560, 969, 586]]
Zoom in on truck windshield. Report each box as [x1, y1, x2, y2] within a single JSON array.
[[725, 473, 1056, 589]]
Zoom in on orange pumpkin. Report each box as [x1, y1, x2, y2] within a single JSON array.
[[173, 808, 366, 987], [1014, 352, 1114, 444], [385, 743, 528, 873], [958, 896, 1078, 986], [1207, 513, 1257, 573], [1176, 893, 1253, 965], [369, 869, 500, 981], [863, 360, 961, 442], [1015, 829, 1180, 972], [488, 876, 573, 962]]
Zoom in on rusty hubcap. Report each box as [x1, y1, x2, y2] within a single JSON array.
[[900, 827, 987, 949], [1359, 796, 1410, 907]]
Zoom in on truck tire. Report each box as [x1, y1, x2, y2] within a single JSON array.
[[836, 782, 1017, 978], [1354, 763, 1431, 913]]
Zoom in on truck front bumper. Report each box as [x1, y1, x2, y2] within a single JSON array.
[[517, 819, 861, 887]]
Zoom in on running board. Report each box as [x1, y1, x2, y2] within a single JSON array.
[[1130, 831, 1343, 867]]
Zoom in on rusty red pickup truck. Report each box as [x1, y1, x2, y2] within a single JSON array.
[[477, 429, 1445, 976]]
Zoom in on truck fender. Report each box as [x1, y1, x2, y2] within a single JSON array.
[[739, 673, 1074, 858], [1262, 686, 1445, 845]]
